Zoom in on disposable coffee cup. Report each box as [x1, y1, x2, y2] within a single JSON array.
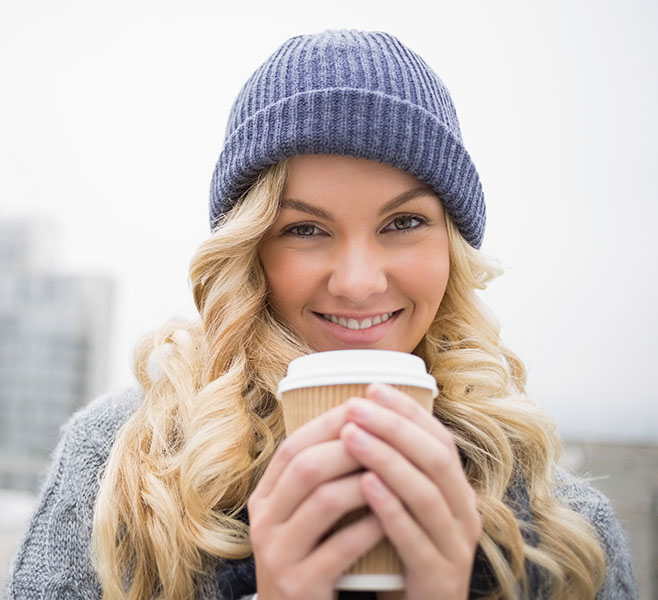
[[277, 350, 438, 591]]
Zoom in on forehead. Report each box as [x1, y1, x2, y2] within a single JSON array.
[[283, 154, 429, 196]]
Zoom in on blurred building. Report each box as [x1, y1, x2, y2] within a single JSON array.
[[561, 441, 658, 600], [0, 221, 113, 492]]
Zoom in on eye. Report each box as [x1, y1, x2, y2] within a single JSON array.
[[382, 214, 426, 232], [283, 223, 324, 237]]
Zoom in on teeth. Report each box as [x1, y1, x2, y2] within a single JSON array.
[[321, 312, 394, 330]]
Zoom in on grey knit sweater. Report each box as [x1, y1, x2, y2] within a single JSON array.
[[5, 387, 638, 599]]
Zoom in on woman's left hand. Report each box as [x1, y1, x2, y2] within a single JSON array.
[[340, 383, 482, 600]]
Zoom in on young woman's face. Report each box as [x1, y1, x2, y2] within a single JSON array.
[[258, 154, 450, 353]]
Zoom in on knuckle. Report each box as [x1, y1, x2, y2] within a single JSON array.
[[441, 576, 464, 599], [329, 533, 362, 564], [414, 485, 438, 512], [327, 516, 380, 564], [463, 487, 482, 534], [276, 438, 297, 463], [248, 517, 267, 549], [442, 430, 459, 453], [462, 483, 477, 509], [291, 453, 320, 482], [470, 511, 483, 541], [381, 412, 405, 439], [450, 443, 463, 465], [381, 497, 405, 524], [428, 446, 452, 473], [415, 545, 439, 571], [470, 489, 481, 515], [247, 488, 263, 510], [246, 497, 260, 523], [280, 572, 306, 600], [406, 397, 423, 420], [457, 538, 478, 568], [314, 484, 340, 513]]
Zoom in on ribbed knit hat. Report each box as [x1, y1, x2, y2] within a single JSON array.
[[209, 29, 486, 248]]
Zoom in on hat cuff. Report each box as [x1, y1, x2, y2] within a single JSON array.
[[210, 87, 485, 248]]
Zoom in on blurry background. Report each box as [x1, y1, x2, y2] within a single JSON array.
[[1, 0, 656, 597]]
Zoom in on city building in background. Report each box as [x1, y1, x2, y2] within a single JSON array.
[[0, 220, 113, 492]]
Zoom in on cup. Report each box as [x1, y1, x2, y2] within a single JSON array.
[[277, 349, 438, 591]]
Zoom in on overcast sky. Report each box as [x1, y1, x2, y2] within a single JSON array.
[[1, 0, 656, 442]]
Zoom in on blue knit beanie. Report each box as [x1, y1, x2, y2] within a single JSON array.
[[209, 29, 486, 248]]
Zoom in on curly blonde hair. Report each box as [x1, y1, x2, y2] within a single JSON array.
[[92, 160, 605, 599]]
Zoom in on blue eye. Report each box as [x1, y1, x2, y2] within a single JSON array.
[[383, 215, 426, 232]]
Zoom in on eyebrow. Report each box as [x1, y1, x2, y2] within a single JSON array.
[[377, 186, 436, 215], [279, 186, 435, 220], [278, 198, 334, 221]]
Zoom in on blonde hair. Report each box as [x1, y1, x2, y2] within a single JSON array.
[[92, 160, 605, 599]]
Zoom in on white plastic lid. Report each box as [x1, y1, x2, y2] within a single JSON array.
[[277, 350, 438, 396], [336, 573, 404, 591]]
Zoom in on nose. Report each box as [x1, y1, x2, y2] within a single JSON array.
[[327, 240, 388, 303]]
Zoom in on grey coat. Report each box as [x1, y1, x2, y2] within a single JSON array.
[[4, 388, 638, 599]]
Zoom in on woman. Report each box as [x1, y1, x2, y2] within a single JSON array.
[[6, 30, 637, 599]]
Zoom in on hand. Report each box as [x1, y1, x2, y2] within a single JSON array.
[[340, 384, 482, 600], [248, 402, 385, 600]]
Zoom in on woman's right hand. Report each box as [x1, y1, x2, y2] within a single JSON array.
[[248, 403, 385, 600]]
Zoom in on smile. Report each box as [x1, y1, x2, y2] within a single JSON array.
[[320, 311, 395, 330]]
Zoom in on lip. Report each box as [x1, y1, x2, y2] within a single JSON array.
[[312, 309, 402, 346]]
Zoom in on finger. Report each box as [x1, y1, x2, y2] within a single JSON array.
[[366, 383, 454, 448], [360, 472, 441, 577], [280, 473, 368, 557], [264, 439, 361, 524], [344, 396, 476, 522], [252, 402, 351, 501], [341, 422, 460, 556], [300, 512, 385, 584]]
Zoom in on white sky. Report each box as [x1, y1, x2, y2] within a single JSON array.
[[1, 0, 656, 442]]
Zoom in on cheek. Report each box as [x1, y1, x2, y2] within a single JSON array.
[[419, 266, 450, 310], [260, 250, 321, 316], [397, 246, 450, 309]]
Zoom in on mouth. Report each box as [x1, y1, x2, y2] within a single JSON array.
[[316, 310, 400, 330]]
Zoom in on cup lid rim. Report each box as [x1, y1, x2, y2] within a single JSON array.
[[277, 350, 438, 396]]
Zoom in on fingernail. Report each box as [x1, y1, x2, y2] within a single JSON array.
[[369, 383, 394, 405], [348, 399, 372, 420], [366, 473, 385, 496], [343, 422, 367, 447]]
